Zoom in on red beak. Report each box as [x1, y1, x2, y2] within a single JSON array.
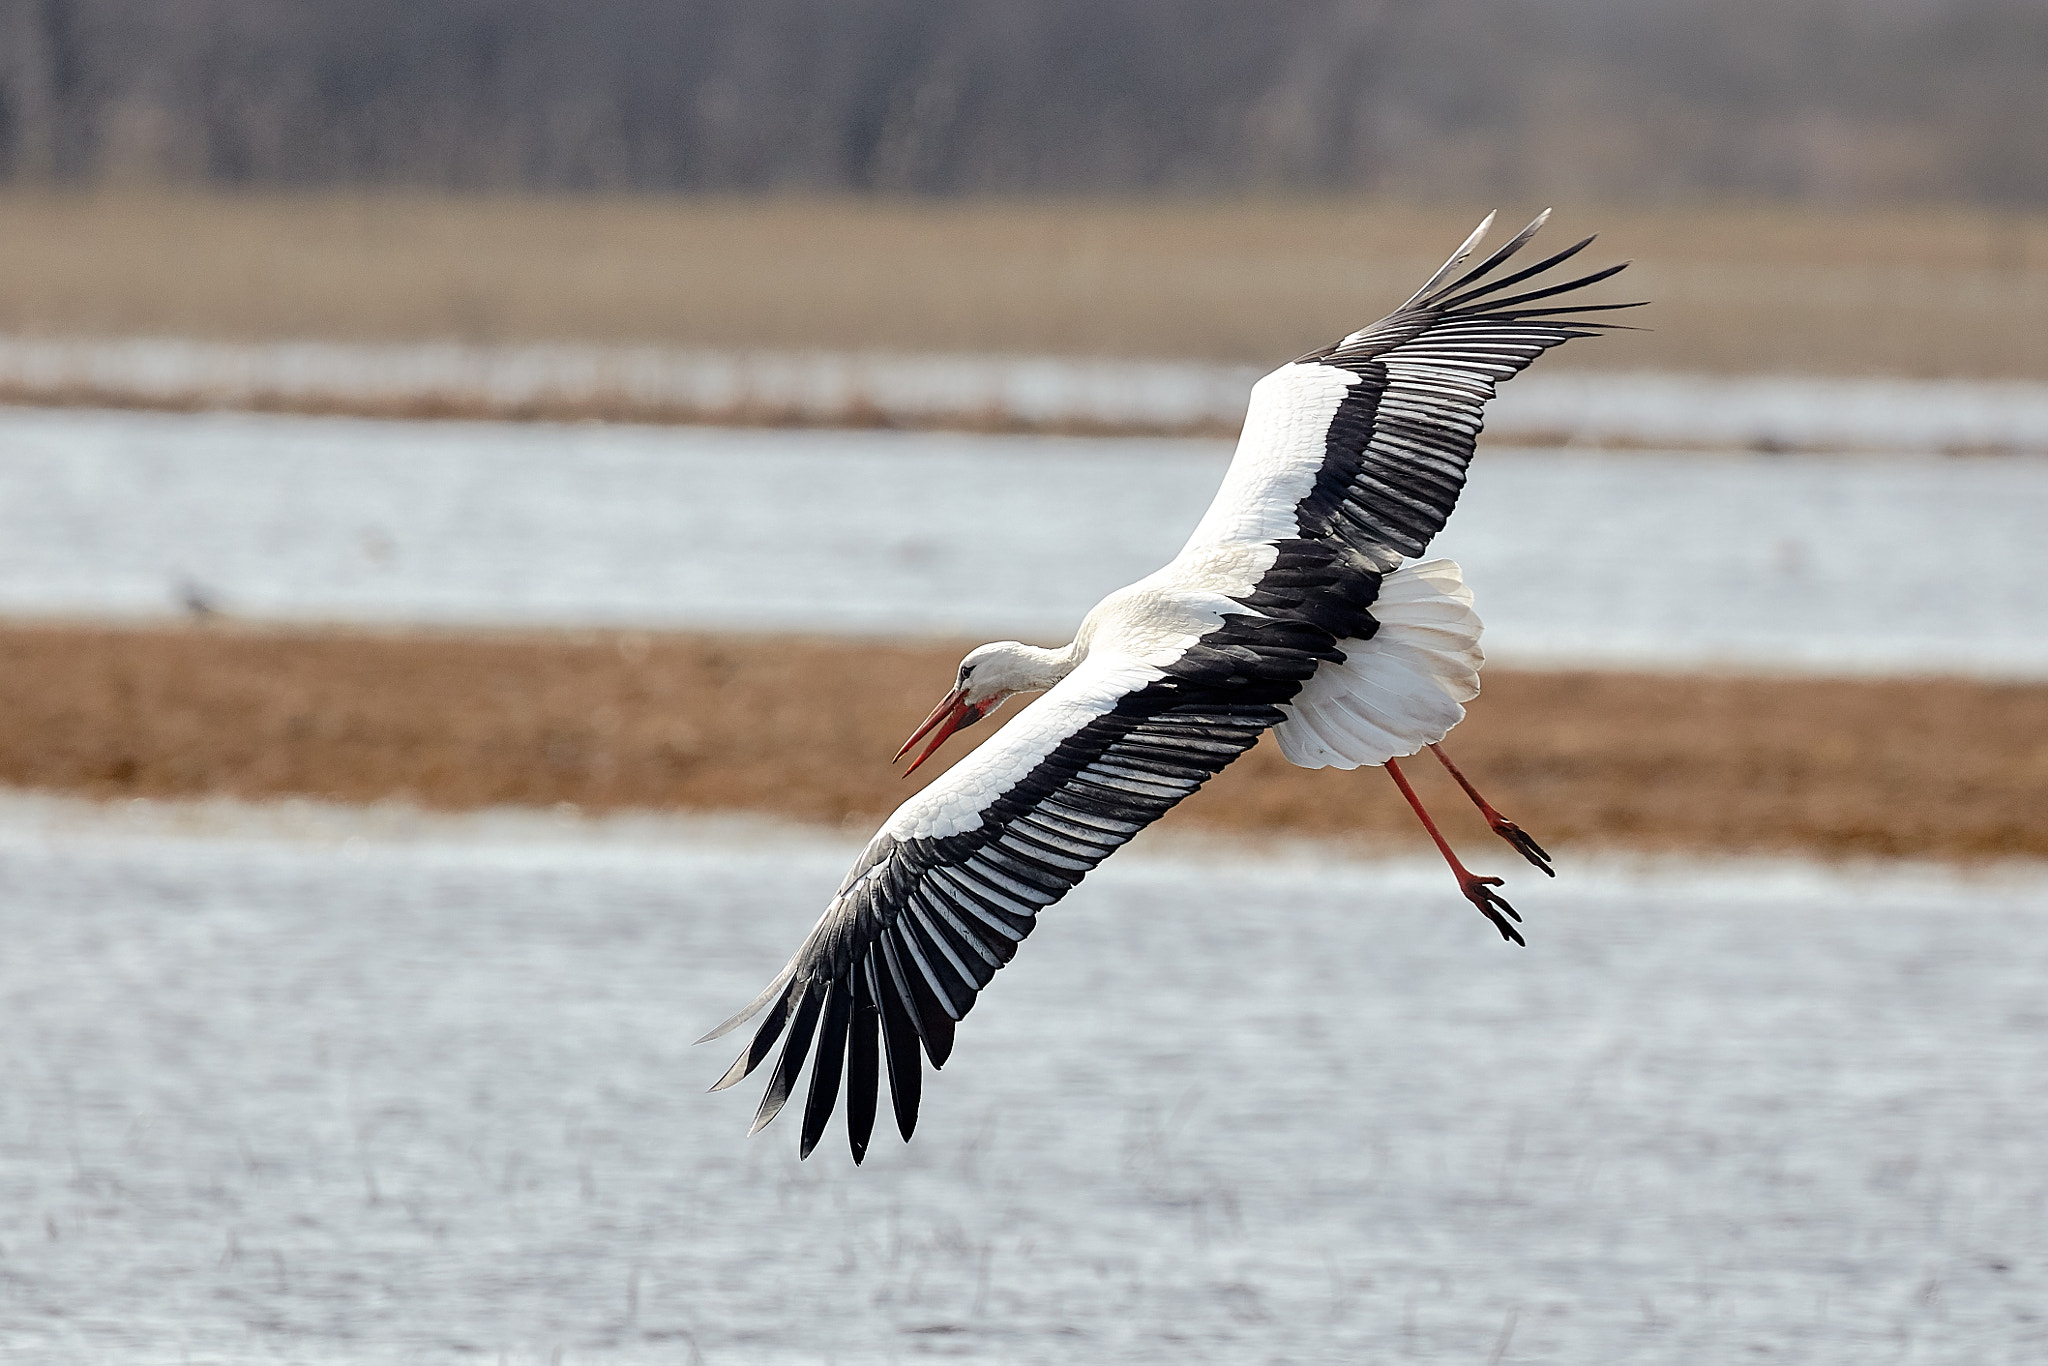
[[893, 686, 984, 776]]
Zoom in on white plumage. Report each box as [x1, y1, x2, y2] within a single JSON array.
[[1274, 558, 1482, 769]]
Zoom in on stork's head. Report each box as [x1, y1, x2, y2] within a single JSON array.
[[893, 640, 1070, 776]]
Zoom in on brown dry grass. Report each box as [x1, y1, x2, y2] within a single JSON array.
[[2, 191, 2046, 377], [5, 620, 2042, 861]]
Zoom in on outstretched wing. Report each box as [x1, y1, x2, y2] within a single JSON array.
[[702, 622, 1340, 1163], [1180, 209, 1640, 571]]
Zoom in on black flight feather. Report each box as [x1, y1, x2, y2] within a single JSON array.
[[798, 980, 852, 1159], [845, 970, 882, 1164], [748, 981, 824, 1136]]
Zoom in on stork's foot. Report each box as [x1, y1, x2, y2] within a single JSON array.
[[1487, 815, 1555, 878], [1426, 743, 1556, 879], [1459, 871, 1526, 946]]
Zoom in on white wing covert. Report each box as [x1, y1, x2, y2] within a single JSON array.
[[1183, 209, 1639, 572]]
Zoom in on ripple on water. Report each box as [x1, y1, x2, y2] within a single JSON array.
[[0, 800, 2043, 1361]]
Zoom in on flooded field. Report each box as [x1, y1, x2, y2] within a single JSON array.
[[6, 337, 2048, 450], [3, 407, 2045, 676], [0, 796, 2043, 1363]]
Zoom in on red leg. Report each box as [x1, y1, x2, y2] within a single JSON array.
[[1427, 743, 1553, 877], [1385, 758, 1524, 945]]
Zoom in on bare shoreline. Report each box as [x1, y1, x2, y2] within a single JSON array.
[[5, 619, 2041, 862]]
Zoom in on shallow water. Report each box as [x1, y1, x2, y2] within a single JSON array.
[[7, 338, 2048, 452], [3, 407, 2046, 677], [1, 797, 2043, 1362]]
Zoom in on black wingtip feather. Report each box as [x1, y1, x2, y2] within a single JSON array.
[[708, 986, 797, 1092], [748, 982, 824, 1136], [846, 972, 881, 1164], [1490, 300, 1647, 319], [1429, 213, 1562, 305], [1395, 210, 1498, 311], [1435, 233, 1597, 311], [871, 956, 924, 1142], [1458, 260, 1632, 316], [798, 981, 852, 1159]]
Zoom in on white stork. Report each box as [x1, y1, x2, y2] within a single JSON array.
[[704, 211, 1638, 1161]]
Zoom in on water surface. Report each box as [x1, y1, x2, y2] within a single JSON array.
[[1, 797, 2042, 1362], [3, 408, 2044, 676]]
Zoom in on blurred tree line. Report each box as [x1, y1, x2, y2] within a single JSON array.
[[1, 0, 2044, 204]]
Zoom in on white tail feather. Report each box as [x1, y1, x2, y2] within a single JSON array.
[[1272, 559, 1482, 771]]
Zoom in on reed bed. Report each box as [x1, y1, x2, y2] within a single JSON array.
[[4, 620, 2041, 861], [3, 191, 2045, 378]]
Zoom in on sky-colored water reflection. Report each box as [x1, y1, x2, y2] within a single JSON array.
[[1, 796, 2043, 1362], [3, 407, 2044, 676]]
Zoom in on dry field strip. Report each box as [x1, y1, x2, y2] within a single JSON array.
[[4, 621, 2041, 861], [2, 192, 2045, 380]]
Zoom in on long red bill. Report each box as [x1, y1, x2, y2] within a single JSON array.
[[893, 686, 965, 763], [894, 687, 976, 776]]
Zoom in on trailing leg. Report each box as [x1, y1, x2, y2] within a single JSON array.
[[1427, 743, 1553, 877], [1384, 757, 1525, 945]]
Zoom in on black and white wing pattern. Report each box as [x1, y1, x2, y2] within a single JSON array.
[[706, 212, 1636, 1161], [1179, 209, 1640, 571], [701, 623, 1346, 1163]]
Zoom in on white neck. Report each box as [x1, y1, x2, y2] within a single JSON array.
[[1006, 640, 1084, 692], [962, 637, 1087, 700]]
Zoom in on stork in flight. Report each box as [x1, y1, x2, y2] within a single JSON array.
[[704, 211, 1639, 1161]]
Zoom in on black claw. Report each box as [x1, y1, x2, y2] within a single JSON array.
[[1491, 818, 1555, 877], [1462, 876, 1526, 946]]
